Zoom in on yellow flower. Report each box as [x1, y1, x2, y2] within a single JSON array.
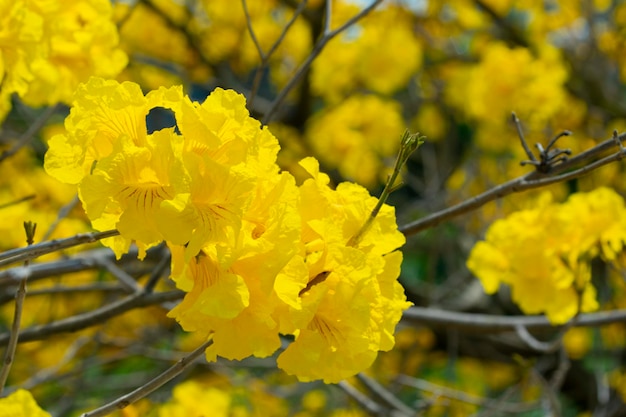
[[446, 42, 568, 134], [45, 77, 181, 184], [276, 158, 410, 382], [0, 389, 51, 417], [21, 0, 127, 107], [312, 4, 421, 101], [0, 1, 45, 120], [169, 172, 302, 361], [158, 381, 231, 417], [79, 128, 187, 258], [305, 95, 405, 188], [0, 0, 125, 119], [467, 188, 626, 324]]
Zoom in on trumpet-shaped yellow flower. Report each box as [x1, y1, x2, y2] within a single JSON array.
[[79, 128, 187, 258], [45, 77, 182, 184], [169, 172, 302, 361], [276, 158, 410, 383], [21, 0, 127, 107], [467, 187, 626, 324]]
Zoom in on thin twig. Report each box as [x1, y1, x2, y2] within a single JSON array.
[[143, 246, 171, 293], [0, 230, 120, 267], [0, 222, 36, 393], [337, 380, 385, 415], [0, 195, 35, 210], [349, 130, 423, 247], [96, 257, 142, 293], [241, 0, 264, 59], [0, 105, 59, 163], [42, 194, 79, 241], [356, 373, 415, 416], [514, 324, 563, 353], [396, 375, 539, 413], [0, 246, 158, 288], [81, 337, 214, 417], [0, 290, 183, 346], [0, 283, 125, 305], [401, 306, 626, 333], [262, 0, 384, 124], [512, 112, 535, 162], [244, 0, 308, 107]]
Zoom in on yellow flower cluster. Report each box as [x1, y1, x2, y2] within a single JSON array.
[[44, 77, 410, 382], [0, 0, 127, 119], [311, 4, 422, 102], [445, 41, 568, 151], [467, 187, 626, 324], [305, 94, 405, 188], [0, 389, 50, 417]]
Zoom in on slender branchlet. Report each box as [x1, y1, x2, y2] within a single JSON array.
[[0, 221, 37, 394], [348, 130, 424, 247]]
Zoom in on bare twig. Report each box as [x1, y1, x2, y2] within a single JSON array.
[[0, 105, 59, 163], [0, 229, 120, 267], [143, 246, 171, 293], [42, 194, 79, 241], [81, 337, 214, 417], [514, 323, 563, 353], [0, 194, 35, 210], [399, 132, 626, 236], [0, 246, 156, 288], [401, 306, 626, 333], [0, 283, 125, 305], [96, 257, 141, 293], [337, 380, 385, 415], [512, 112, 535, 162], [356, 373, 415, 416], [243, 0, 308, 107], [262, 0, 384, 124], [396, 374, 539, 413], [0, 290, 183, 346], [0, 222, 37, 393]]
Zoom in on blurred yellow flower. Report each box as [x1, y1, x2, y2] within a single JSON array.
[[305, 95, 405, 188], [0, 0, 126, 120], [312, 4, 421, 101], [0, 389, 50, 417]]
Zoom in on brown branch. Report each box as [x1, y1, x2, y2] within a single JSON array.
[[262, 0, 384, 124], [0, 230, 120, 267], [396, 374, 539, 413], [81, 337, 214, 417], [0, 290, 183, 346], [401, 306, 626, 333], [399, 132, 626, 236], [243, 0, 308, 107]]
